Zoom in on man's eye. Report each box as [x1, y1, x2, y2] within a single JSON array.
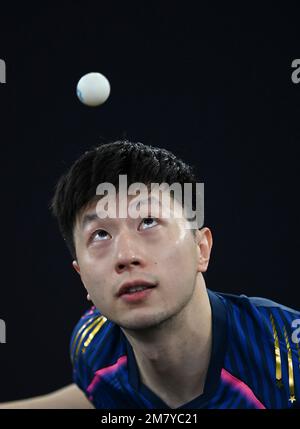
[[91, 229, 110, 242], [139, 217, 158, 230]]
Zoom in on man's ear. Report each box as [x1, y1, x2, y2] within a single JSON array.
[[72, 260, 81, 275], [195, 227, 213, 273]]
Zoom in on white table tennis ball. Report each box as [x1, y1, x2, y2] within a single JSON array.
[[76, 72, 111, 107]]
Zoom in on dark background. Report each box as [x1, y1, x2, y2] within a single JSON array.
[[0, 3, 299, 401]]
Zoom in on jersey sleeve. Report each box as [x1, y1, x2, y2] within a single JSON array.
[[69, 306, 107, 393]]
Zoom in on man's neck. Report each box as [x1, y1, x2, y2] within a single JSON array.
[[123, 278, 212, 408]]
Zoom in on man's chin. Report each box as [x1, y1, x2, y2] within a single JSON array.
[[118, 312, 173, 332]]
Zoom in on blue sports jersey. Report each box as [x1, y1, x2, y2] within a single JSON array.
[[70, 290, 300, 409]]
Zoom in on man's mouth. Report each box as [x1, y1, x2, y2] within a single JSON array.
[[124, 285, 151, 294], [117, 280, 157, 298]]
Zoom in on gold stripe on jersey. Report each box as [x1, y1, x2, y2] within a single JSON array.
[[82, 316, 107, 355], [71, 315, 102, 363], [270, 313, 283, 388], [70, 314, 100, 357], [283, 326, 296, 403]]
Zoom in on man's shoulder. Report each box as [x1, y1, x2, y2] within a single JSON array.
[[69, 307, 127, 394], [70, 307, 106, 366], [215, 290, 299, 336], [212, 290, 300, 408], [70, 307, 123, 370], [215, 290, 300, 318]]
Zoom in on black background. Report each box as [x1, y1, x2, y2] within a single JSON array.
[[0, 3, 299, 401]]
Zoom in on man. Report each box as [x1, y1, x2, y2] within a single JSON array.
[[1, 140, 300, 409]]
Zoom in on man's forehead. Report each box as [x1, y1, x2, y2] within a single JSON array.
[[84, 193, 163, 212]]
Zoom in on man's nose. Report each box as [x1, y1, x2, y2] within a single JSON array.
[[115, 255, 143, 273], [114, 233, 145, 273]]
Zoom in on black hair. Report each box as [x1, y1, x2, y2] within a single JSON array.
[[50, 140, 199, 259]]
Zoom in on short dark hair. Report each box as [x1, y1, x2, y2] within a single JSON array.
[[50, 140, 199, 259]]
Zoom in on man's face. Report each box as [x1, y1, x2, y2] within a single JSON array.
[[73, 192, 212, 331]]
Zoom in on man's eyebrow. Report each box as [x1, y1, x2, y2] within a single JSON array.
[[80, 212, 99, 230], [80, 196, 165, 230]]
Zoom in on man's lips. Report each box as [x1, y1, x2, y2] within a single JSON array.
[[117, 279, 157, 297]]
